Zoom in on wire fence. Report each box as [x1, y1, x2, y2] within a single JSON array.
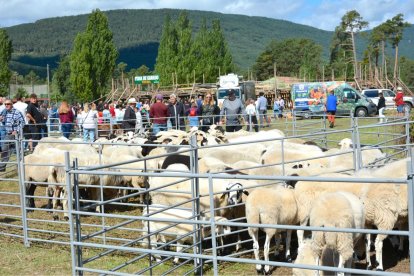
[[0, 115, 413, 275]]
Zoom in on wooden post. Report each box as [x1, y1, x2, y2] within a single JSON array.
[[332, 69, 334, 81]]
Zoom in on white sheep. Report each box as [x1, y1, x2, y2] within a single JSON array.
[[143, 204, 231, 264], [295, 158, 409, 271], [309, 192, 365, 276], [293, 239, 338, 276], [245, 186, 298, 274]]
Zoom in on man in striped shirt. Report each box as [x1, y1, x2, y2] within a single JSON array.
[[0, 99, 25, 171]]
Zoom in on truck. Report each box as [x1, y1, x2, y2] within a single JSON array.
[[291, 81, 377, 118], [216, 74, 255, 107]]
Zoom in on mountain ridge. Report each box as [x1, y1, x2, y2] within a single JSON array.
[[4, 8, 414, 77]]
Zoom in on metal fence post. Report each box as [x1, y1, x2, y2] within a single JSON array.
[[405, 113, 410, 157], [73, 158, 83, 276], [190, 135, 202, 274], [407, 159, 414, 274], [16, 135, 29, 247], [65, 152, 78, 275], [350, 113, 358, 171], [207, 176, 218, 276], [322, 113, 328, 149]]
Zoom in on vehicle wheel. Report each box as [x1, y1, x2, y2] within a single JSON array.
[[403, 103, 412, 113], [355, 107, 367, 117], [303, 111, 311, 119]]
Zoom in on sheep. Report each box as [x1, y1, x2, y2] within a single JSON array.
[[149, 166, 256, 221], [309, 192, 365, 276], [245, 186, 298, 274], [102, 145, 143, 159], [294, 158, 409, 271], [293, 239, 338, 276], [143, 204, 231, 264]]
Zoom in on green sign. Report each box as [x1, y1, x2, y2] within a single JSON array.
[[134, 75, 160, 84]]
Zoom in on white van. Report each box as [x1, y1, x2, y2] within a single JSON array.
[[361, 88, 413, 112]]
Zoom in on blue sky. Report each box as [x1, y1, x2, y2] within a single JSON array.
[[0, 0, 413, 31]]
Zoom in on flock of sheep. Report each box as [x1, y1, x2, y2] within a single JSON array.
[[22, 125, 411, 275]]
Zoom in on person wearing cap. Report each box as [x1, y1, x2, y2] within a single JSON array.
[[150, 94, 168, 135], [0, 98, 25, 171], [123, 98, 137, 132], [167, 94, 186, 131], [394, 87, 404, 116], [377, 91, 386, 123], [219, 89, 246, 132]]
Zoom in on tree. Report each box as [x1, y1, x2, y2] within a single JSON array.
[[338, 10, 368, 79], [369, 23, 389, 80], [69, 9, 118, 102], [155, 15, 178, 86], [52, 55, 71, 96], [253, 38, 323, 80], [209, 19, 234, 78], [175, 12, 194, 84], [385, 14, 410, 84], [0, 29, 13, 96]]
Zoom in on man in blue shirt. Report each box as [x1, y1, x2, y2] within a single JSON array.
[[325, 90, 338, 128], [0, 98, 25, 171], [257, 92, 269, 128]]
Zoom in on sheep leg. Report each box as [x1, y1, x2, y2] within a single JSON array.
[[365, 234, 373, 269], [250, 229, 262, 273], [173, 241, 182, 265], [46, 187, 53, 210], [273, 233, 281, 257], [52, 186, 62, 220], [374, 234, 385, 271], [263, 234, 272, 274], [284, 230, 292, 262], [61, 189, 70, 221], [337, 254, 345, 276], [236, 228, 242, 252]]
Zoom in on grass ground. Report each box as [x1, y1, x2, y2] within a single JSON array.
[[0, 114, 411, 275]]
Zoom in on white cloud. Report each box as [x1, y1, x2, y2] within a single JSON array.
[[0, 0, 412, 30]]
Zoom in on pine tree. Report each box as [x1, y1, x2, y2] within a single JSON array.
[[155, 15, 178, 86], [210, 19, 234, 79], [191, 19, 209, 83], [385, 14, 410, 84], [69, 9, 118, 102], [0, 29, 13, 96], [175, 12, 193, 84]]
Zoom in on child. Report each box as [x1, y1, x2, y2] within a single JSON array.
[[188, 103, 199, 128]]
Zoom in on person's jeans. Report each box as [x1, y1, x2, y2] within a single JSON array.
[[1, 134, 15, 171], [0, 127, 6, 151], [259, 109, 269, 127], [83, 128, 95, 143], [152, 123, 167, 135], [61, 123, 73, 139]]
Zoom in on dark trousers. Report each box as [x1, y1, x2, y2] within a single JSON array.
[[226, 125, 242, 132], [1, 134, 16, 171], [61, 123, 73, 139], [247, 115, 259, 132], [29, 125, 41, 148]]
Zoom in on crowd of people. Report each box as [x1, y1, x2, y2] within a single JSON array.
[[0, 91, 285, 150]]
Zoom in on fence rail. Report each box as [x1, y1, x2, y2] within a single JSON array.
[[0, 115, 412, 275]]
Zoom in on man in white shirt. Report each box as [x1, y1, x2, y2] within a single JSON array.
[[13, 96, 28, 149]]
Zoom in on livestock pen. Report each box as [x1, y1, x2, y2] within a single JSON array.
[[0, 118, 413, 275]]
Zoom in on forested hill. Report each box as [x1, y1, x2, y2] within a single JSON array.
[[4, 8, 414, 76]]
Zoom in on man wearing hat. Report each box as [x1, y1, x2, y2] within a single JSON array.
[[220, 89, 246, 132], [150, 94, 168, 135], [394, 87, 404, 116], [122, 98, 137, 132]]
